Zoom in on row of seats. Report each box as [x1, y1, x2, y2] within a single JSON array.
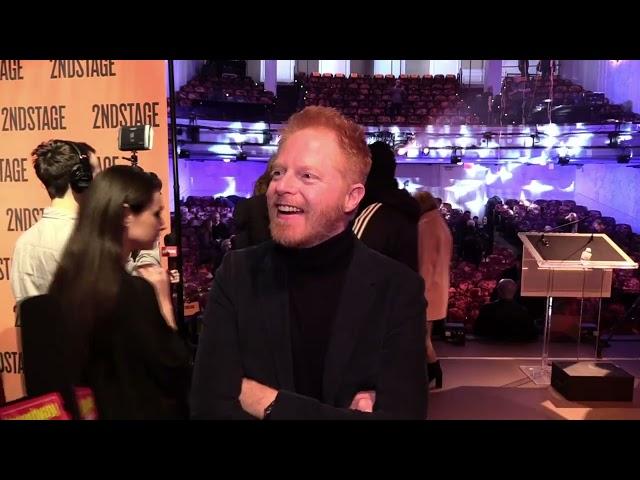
[[299, 72, 483, 125], [498, 75, 640, 124], [175, 194, 639, 335], [176, 74, 275, 107], [436, 196, 640, 332], [172, 67, 640, 127], [301, 72, 459, 84]]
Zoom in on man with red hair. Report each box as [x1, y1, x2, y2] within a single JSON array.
[[191, 106, 428, 420]]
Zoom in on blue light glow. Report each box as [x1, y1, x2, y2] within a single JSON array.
[[560, 181, 575, 192], [464, 191, 489, 212], [207, 145, 239, 155], [445, 179, 484, 197], [522, 180, 554, 195], [396, 177, 424, 194], [499, 166, 514, 182], [215, 177, 237, 197], [519, 191, 531, 206]]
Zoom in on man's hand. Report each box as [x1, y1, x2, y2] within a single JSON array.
[[350, 390, 376, 413], [240, 378, 278, 419]]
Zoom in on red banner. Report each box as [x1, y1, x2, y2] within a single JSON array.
[[0, 392, 70, 420]]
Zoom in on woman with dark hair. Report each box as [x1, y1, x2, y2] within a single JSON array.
[[48, 165, 191, 419], [125, 170, 180, 329]]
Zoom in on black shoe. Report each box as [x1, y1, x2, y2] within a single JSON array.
[[427, 360, 443, 389]]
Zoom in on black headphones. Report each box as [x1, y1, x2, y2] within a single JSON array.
[[67, 141, 93, 194]]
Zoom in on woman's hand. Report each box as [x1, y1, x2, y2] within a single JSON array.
[[137, 265, 176, 329]]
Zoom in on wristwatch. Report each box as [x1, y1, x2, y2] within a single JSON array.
[[263, 398, 277, 420]]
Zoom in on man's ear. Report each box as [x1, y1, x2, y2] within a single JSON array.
[[344, 183, 365, 214]]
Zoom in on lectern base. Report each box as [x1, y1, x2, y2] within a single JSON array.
[[520, 364, 552, 385], [551, 361, 634, 401]]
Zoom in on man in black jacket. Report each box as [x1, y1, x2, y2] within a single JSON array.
[[352, 141, 421, 271], [475, 279, 537, 342], [232, 168, 272, 249], [191, 107, 428, 419]]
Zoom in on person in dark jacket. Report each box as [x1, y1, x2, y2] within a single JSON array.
[[24, 166, 191, 419], [475, 278, 537, 342], [232, 166, 272, 249], [352, 141, 421, 271]]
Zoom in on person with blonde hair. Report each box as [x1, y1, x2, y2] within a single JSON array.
[[415, 191, 452, 389], [192, 106, 428, 419]]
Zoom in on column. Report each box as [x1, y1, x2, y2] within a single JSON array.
[[263, 60, 277, 96], [484, 60, 502, 93]]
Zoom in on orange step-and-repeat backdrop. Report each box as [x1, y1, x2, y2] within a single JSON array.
[[0, 60, 170, 401]]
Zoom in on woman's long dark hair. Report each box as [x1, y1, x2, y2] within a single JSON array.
[[49, 165, 157, 367]]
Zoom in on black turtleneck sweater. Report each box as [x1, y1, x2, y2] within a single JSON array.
[[275, 227, 355, 401]]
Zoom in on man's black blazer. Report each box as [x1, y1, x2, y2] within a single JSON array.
[[191, 238, 428, 419]]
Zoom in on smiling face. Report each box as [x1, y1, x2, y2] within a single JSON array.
[[267, 127, 364, 248]]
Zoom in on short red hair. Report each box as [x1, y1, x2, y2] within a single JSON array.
[[276, 106, 371, 184]]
